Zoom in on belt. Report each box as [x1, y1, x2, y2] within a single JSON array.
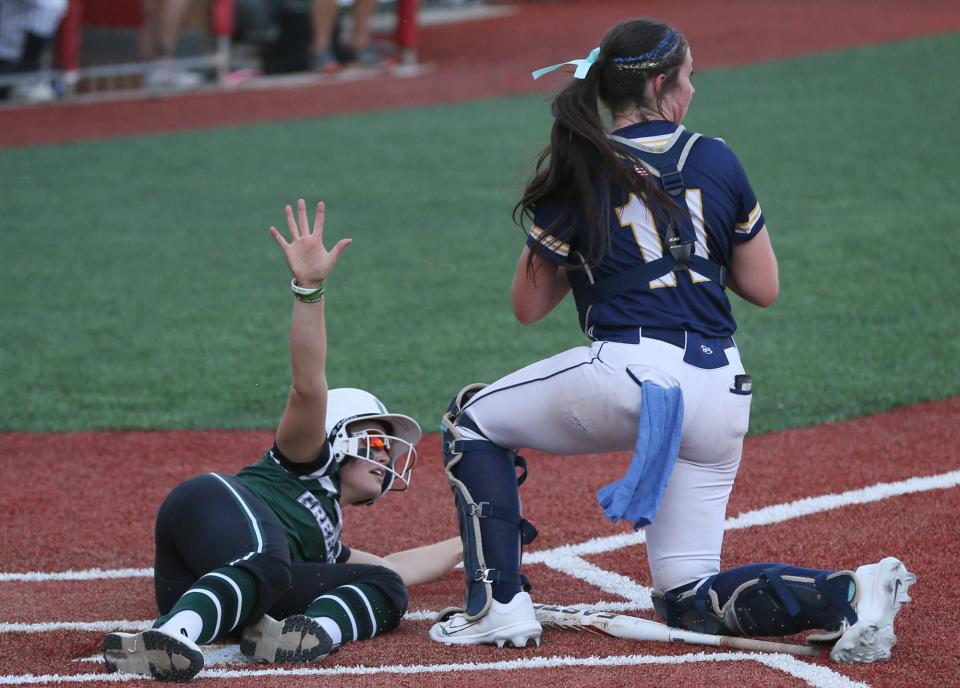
[[592, 326, 735, 350]]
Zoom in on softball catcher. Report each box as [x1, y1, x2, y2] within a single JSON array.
[[429, 18, 915, 664]]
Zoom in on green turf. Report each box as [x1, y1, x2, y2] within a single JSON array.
[[2, 33, 958, 434]]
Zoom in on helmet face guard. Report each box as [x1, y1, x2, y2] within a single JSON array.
[[324, 388, 422, 505], [333, 424, 418, 502]]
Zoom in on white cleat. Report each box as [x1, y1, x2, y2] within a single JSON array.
[[429, 592, 542, 647], [102, 628, 204, 682], [495, 633, 541, 649], [830, 557, 916, 663]]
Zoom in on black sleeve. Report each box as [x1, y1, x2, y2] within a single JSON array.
[[269, 441, 332, 476], [334, 543, 352, 563]]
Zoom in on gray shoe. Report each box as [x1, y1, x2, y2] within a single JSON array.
[[102, 628, 204, 682], [830, 557, 916, 663], [144, 62, 203, 89], [240, 614, 333, 663], [353, 44, 387, 68], [312, 49, 340, 74]]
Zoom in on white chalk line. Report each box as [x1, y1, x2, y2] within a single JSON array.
[[753, 654, 870, 688], [526, 468, 960, 563], [2, 602, 649, 635], [0, 603, 649, 635], [3, 470, 955, 686], [76, 642, 245, 666], [3, 468, 955, 629], [0, 620, 153, 634], [0, 568, 151, 583], [539, 553, 653, 607], [4, 469, 955, 584], [0, 651, 870, 688], [524, 468, 960, 611]]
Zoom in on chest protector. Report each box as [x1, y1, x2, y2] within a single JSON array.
[[567, 127, 727, 331]]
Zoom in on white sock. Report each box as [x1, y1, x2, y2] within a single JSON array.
[[158, 610, 204, 643], [313, 616, 342, 647]]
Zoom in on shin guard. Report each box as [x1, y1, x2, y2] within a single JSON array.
[[653, 564, 858, 637], [441, 384, 538, 621]]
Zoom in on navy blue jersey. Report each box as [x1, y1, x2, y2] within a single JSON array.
[[527, 121, 764, 338]]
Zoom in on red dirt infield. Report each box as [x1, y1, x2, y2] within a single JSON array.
[[1, 396, 959, 687]]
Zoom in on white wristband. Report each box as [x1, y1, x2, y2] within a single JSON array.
[[290, 278, 325, 302], [290, 278, 325, 295]]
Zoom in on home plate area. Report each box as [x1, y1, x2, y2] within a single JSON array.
[[2, 398, 960, 686]]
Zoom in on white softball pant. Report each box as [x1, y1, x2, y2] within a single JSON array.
[[459, 337, 752, 593]]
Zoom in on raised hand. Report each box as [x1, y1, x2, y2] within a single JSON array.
[[270, 199, 352, 288]]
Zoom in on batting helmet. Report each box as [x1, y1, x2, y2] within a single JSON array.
[[325, 388, 421, 503]]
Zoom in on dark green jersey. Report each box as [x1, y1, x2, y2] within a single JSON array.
[[236, 445, 350, 563]]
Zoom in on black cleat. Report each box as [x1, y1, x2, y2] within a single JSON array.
[[240, 614, 334, 664], [103, 628, 204, 682]]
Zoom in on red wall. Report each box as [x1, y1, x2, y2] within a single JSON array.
[[81, 0, 143, 27]]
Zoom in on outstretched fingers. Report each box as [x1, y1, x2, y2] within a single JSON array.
[[269, 226, 289, 249], [312, 201, 326, 239], [297, 198, 311, 238], [285, 203, 301, 240], [329, 237, 353, 262], [271, 200, 350, 281]]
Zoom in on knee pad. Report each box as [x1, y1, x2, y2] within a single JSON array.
[[441, 384, 538, 621], [653, 564, 858, 637]]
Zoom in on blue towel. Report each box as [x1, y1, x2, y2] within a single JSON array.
[[596, 382, 684, 530]]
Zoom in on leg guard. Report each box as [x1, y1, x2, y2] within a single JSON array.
[[652, 563, 858, 637], [441, 384, 538, 621]]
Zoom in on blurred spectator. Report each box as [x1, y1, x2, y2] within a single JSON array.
[[139, 0, 203, 87], [0, 0, 67, 102], [256, 0, 385, 75], [311, 0, 383, 73]]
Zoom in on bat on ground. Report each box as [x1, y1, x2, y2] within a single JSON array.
[[533, 604, 825, 658]]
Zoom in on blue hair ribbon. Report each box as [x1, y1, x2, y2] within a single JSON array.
[[531, 47, 600, 81]]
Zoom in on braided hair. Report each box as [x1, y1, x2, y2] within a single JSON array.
[[516, 19, 690, 271]]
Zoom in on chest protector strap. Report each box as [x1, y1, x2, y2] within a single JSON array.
[[567, 127, 727, 319]]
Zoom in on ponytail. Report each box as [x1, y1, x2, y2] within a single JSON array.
[[516, 19, 689, 275]]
